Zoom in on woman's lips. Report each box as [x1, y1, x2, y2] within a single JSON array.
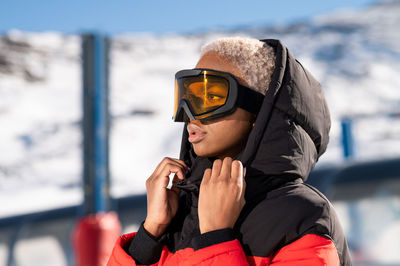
[[188, 132, 207, 143], [187, 124, 207, 143]]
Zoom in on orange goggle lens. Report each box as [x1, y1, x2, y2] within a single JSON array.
[[174, 71, 229, 117]]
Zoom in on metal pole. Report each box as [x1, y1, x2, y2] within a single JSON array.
[[73, 33, 120, 266], [81, 33, 110, 214], [341, 117, 355, 159]]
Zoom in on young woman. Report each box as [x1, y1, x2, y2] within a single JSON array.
[[107, 37, 352, 265]]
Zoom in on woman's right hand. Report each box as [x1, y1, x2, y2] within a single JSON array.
[[143, 157, 189, 239]]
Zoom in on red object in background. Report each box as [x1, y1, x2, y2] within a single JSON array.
[[72, 211, 122, 266]]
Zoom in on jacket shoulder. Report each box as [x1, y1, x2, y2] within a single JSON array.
[[268, 182, 333, 227], [238, 183, 334, 257]]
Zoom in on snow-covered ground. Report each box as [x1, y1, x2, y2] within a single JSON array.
[[0, 1, 400, 219]]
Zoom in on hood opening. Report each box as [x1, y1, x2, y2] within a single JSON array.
[[177, 39, 331, 193]]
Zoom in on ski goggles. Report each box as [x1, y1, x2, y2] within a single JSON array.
[[173, 68, 264, 122]]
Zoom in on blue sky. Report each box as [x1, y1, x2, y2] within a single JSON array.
[[0, 0, 375, 35]]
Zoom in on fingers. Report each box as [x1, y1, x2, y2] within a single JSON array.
[[243, 167, 247, 191], [209, 157, 245, 181], [148, 160, 188, 190], [201, 168, 212, 184], [171, 173, 182, 184], [170, 158, 189, 170], [154, 157, 189, 176], [231, 160, 244, 189], [241, 173, 247, 207], [211, 159, 222, 179], [230, 160, 243, 184], [219, 157, 233, 180], [231, 161, 246, 207], [170, 174, 181, 196], [210, 157, 232, 180], [160, 163, 186, 181]]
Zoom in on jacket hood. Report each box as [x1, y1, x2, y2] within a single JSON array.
[[176, 39, 331, 197]]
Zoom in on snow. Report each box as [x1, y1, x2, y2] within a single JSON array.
[[0, 1, 400, 220]]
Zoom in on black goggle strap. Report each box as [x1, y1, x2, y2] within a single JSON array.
[[236, 84, 264, 115]]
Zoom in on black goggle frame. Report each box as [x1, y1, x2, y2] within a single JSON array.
[[173, 68, 264, 122]]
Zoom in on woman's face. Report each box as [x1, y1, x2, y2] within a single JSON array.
[[187, 52, 256, 159]]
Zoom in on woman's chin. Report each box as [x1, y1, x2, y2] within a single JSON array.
[[193, 145, 218, 158]]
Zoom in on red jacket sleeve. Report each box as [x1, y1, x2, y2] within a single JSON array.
[[269, 234, 340, 265], [107, 232, 138, 266]]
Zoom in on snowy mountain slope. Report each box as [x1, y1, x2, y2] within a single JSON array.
[[0, 1, 400, 217]]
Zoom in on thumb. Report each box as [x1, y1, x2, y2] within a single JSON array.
[[170, 174, 182, 195]]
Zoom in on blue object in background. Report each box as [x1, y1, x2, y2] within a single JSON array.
[[341, 117, 355, 159], [82, 33, 110, 214]]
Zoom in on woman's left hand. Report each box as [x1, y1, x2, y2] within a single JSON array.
[[198, 157, 246, 234]]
